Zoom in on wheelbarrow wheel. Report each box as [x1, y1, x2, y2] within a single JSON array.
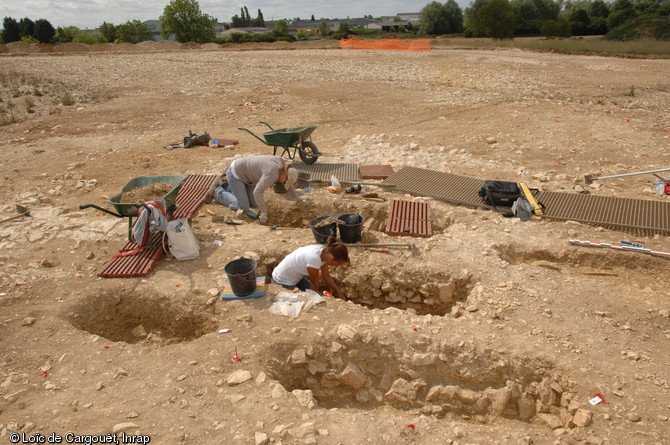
[[299, 141, 319, 165]]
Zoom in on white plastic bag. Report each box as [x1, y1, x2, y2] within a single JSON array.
[[163, 218, 199, 261], [324, 175, 341, 192], [302, 289, 325, 311], [269, 292, 304, 318], [330, 175, 341, 189], [269, 289, 325, 318]]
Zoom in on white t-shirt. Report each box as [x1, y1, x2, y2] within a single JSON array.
[[272, 245, 325, 286]]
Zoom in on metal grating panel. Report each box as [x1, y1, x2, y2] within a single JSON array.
[[98, 174, 218, 278], [385, 199, 432, 238], [359, 165, 394, 180], [382, 166, 487, 208], [536, 191, 670, 235], [383, 167, 670, 236], [293, 163, 360, 183]]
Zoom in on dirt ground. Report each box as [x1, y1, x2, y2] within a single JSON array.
[[0, 40, 669, 445]]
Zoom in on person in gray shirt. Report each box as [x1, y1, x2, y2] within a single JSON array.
[[209, 155, 310, 223]]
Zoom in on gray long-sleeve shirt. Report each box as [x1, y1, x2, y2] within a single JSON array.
[[231, 155, 299, 215]]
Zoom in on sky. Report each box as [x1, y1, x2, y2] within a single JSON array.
[[0, 0, 473, 30]]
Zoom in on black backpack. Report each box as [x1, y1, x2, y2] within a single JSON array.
[[478, 180, 521, 214], [183, 130, 211, 148]]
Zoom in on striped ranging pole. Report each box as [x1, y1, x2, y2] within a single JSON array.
[[569, 239, 670, 257]]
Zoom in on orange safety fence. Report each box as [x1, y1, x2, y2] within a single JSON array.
[[340, 38, 431, 52]]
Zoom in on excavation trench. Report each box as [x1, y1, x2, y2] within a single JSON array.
[[494, 243, 670, 273], [259, 244, 472, 316], [265, 194, 450, 238], [66, 290, 216, 345], [260, 197, 459, 315], [265, 331, 568, 423], [336, 264, 473, 316]]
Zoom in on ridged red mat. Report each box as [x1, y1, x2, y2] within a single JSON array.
[[385, 199, 432, 238], [98, 174, 218, 278], [359, 165, 394, 180]]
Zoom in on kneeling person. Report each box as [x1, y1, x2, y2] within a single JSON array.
[[272, 236, 349, 300]]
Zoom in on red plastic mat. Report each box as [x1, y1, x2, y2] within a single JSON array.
[[214, 139, 238, 146], [98, 174, 218, 278], [359, 165, 394, 180], [385, 199, 432, 238]]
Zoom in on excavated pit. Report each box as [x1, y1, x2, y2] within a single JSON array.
[[258, 246, 472, 316], [265, 194, 451, 236], [260, 194, 461, 315], [67, 289, 216, 345], [336, 263, 473, 316], [265, 327, 570, 423]]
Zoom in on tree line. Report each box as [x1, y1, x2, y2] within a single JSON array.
[[0, 15, 155, 44], [2, 0, 669, 45], [423, 0, 670, 39], [0, 0, 253, 44]]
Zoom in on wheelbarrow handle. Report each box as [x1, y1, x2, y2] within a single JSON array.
[[259, 121, 274, 130], [237, 127, 268, 145], [79, 204, 125, 218]]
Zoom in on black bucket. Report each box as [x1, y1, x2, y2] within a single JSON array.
[[337, 213, 365, 243], [224, 257, 257, 296], [309, 216, 337, 244]]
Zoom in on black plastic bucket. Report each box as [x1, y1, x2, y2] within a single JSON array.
[[224, 257, 257, 296], [309, 216, 337, 244], [337, 213, 365, 243]]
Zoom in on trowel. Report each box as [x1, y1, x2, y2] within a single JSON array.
[[0, 205, 32, 225]]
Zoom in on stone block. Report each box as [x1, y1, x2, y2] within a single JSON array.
[[340, 362, 367, 389]]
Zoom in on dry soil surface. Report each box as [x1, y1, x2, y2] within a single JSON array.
[[0, 41, 669, 445]]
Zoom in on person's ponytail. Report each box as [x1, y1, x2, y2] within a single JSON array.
[[325, 236, 349, 262]]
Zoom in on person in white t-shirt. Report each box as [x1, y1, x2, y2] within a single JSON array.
[[271, 236, 349, 300]]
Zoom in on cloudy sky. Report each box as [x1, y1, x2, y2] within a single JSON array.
[[1, 0, 473, 30]]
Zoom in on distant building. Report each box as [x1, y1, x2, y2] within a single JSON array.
[[366, 21, 412, 32], [285, 20, 323, 33], [379, 13, 420, 26], [286, 20, 339, 34], [345, 18, 378, 28], [143, 20, 173, 41], [139, 13, 419, 41], [281, 18, 378, 33], [397, 13, 421, 23]]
